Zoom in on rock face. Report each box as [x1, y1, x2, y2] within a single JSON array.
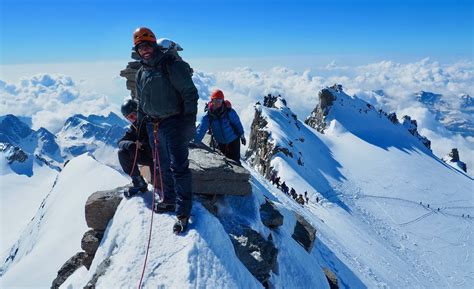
[[85, 188, 124, 231], [401, 116, 431, 149], [443, 148, 468, 173], [260, 199, 284, 228], [292, 213, 317, 252], [51, 252, 87, 289], [189, 146, 251, 196], [229, 227, 278, 288], [81, 230, 105, 269], [323, 267, 339, 289], [305, 88, 336, 133], [119, 52, 141, 99], [245, 96, 299, 179]]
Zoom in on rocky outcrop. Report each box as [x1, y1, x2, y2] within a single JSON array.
[[85, 188, 124, 230], [119, 52, 141, 99], [245, 97, 299, 178], [0, 143, 28, 163], [229, 227, 278, 288], [292, 213, 317, 252], [323, 267, 339, 289], [443, 148, 468, 173], [51, 252, 88, 289], [260, 199, 284, 228], [81, 230, 105, 269], [402, 116, 431, 149], [304, 86, 337, 133], [189, 146, 251, 196]]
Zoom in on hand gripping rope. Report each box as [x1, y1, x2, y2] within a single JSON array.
[[138, 122, 165, 289]]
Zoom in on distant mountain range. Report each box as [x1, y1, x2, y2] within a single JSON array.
[[0, 112, 128, 176]]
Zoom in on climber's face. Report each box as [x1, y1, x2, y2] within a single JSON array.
[[212, 98, 223, 109], [137, 43, 154, 60]]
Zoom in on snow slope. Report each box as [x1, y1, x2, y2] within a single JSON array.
[[62, 172, 329, 289], [0, 154, 129, 288], [248, 93, 474, 288], [0, 164, 58, 254]]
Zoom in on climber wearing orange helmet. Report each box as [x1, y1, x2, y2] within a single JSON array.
[[133, 27, 199, 234]]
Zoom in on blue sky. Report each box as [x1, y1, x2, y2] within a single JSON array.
[[0, 0, 472, 65]]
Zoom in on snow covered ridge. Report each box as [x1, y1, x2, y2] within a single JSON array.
[[0, 112, 127, 176], [305, 84, 432, 151], [245, 90, 473, 288], [1, 150, 335, 289]]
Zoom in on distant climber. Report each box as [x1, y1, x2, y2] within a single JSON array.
[[316, 196, 319, 203], [296, 195, 305, 206], [275, 176, 281, 188], [281, 181, 289, 195], [194, 89, 245, 164], [270, 171, 277, 185], [290, 187, 297, 199], [133, 27, 198, 234], [304, 191, 309, 204], [118, 99, 153, 198]]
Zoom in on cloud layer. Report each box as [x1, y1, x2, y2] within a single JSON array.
[[1, 58, 472, 174], [0, 74, 118, 133]]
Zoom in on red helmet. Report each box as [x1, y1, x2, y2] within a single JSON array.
[[211, 89, 225, 100], [133, 27, 156, 46]]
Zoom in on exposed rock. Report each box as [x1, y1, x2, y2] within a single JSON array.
[[260, 199, 284, 228], [85, 188, 124, 230], [387, 112, 399, 124], [195, 194, 220, 215], [0, 143, 28, 163], [189, 146, 251, 196], [229, 227, 278, 288], [51, 252, 87, 289], [84, 258, 112, 289], [292, 213, 317, 252], [449, 148, 460, 162], [402, 116, 431, 150], [81, 229, 104, 256], [305, 88, 336, 133], [323, 267, 339, 289], [443, 148, 467, 173], [119, 52, 142, 99]]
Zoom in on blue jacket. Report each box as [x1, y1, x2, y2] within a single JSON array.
[[195, 107, 244, 144]]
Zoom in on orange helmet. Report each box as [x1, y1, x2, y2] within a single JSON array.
[[211, 89, 225, 100], [133, 27, 157, 46]]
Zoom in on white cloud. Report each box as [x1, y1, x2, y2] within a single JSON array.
[[0, 73, 119, 133], [1, 58, 472, 174]]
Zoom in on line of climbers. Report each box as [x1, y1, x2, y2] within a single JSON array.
[[117, 27, 246, 235], [269, 171, 317, 206]]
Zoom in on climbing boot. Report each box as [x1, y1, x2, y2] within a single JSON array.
[[124, 175, 148, 198], [173, 216, 190, 235]]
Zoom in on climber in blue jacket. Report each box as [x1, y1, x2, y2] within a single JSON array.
[[194, 89, 245, 164]]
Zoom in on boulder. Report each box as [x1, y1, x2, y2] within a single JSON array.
[[323, 267, 339, 289], [189, 146, 251, 196], [85, 187, 124, 230], [51, 252, 87, 289], [260, 199, 284, 228], [81, 229, 104, 256], [229, 227, 278, 288], [292, 213, 317, 252]]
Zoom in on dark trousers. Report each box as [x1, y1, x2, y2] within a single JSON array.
[[217, 137, 241, 164], [118, 145, 153, 177], [146, 114, 196, 217]]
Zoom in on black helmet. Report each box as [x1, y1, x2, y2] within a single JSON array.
[[121, 98, 138, 117]]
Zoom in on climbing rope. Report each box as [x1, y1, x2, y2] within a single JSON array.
[[138, 122, 164, 289]]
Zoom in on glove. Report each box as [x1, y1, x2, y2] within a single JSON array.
[[240, 135, 246, 146]]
